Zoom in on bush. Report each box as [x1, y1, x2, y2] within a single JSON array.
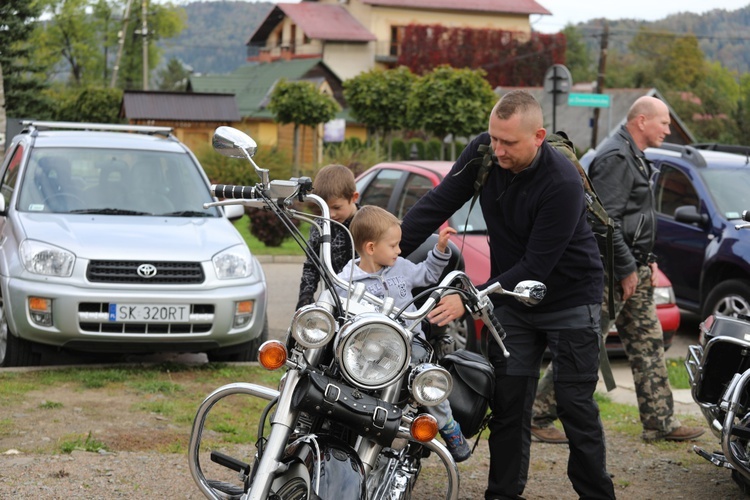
[[246, 207, 300, 247], [322, 141, 384, 176], [407, 138, 426, 160], [426, 138, 443, 160], [196, 143, 293, 185], [391, 137, 408, 160]]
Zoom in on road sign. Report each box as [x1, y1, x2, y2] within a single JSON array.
[[568, 93, 610, 108], [543, 64, 572, 95]]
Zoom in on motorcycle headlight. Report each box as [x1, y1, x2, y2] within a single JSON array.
[[20, 240, 75, 277], [336, 313, 411, 389], [212, 245, 253, 279], [291, 305, 335, 348], [409, 363, 452, 407]]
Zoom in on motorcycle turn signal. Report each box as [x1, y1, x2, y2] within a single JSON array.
[[258, 340, 287, 370], [411, 414, 439, 442]]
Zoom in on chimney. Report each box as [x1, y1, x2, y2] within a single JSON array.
[[259, 48, 271, 63], [280, 45, 292, 61]]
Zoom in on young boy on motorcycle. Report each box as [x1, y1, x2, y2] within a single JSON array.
[[337, 205, 471, 462], [296, 164, 359, 309]]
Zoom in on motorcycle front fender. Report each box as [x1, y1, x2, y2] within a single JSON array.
[[277, 434, 366, 499]]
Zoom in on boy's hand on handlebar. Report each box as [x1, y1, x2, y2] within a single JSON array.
[[436, 227, 457, 253], [428, 294, 464, 326]]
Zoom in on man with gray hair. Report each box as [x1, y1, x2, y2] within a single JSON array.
[[532, 96, 705, 444]]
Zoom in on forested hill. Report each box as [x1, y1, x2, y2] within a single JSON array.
[[163, 1, 750, 76], [159, 1, 273, 75], [573, 6, 750, 74]]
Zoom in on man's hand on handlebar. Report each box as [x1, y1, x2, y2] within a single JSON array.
[[427, 294, 465, 326]]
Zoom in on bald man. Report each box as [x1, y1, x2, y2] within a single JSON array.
[[532, 95, 705, 445]]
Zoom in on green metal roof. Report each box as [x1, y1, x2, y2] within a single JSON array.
[[190, 59, 327, 119]]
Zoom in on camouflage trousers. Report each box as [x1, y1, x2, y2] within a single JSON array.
[[532, 264, 681, 440]]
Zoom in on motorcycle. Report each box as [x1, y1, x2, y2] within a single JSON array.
[[187, 126, 547, 500], [686, 210, 750, 493]]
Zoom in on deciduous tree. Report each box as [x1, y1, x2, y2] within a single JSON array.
[[267, 79, 341, 176], [406, 65, 496, 160], [343, 66, 415, 159]]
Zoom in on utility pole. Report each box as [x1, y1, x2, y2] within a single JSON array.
[[110, 0, 134, 88], [141, 0, 149, 90], [590, 21, 609, 150]]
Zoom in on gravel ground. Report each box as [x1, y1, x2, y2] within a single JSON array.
[[0, 367, 746, 499]]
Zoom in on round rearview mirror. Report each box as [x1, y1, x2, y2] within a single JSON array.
[[212, 126, 257, 159]]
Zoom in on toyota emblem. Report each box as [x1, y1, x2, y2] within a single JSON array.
[[137, 263, 158, 278]]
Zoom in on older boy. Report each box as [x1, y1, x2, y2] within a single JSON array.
[[297, 164, 359, 309]]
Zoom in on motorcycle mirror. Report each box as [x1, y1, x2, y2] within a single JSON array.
[[512, 280, 546, 306], [212, 126, 257, 159]]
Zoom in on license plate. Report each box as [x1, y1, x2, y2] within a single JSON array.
[[108, 304, 190, 323]]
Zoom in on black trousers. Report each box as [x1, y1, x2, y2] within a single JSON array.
[[484, 304, 615, 500]]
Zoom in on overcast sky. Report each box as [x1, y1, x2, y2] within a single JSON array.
[[532, 1, 750, 33], [164, 0, 750, 34]]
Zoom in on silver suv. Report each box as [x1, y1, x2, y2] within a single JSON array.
[[0, 121, 267, 366]]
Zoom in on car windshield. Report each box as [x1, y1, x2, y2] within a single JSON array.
[[450, 198, 487, 233], [19, 148, 220, 216], [701, 168, 750, 220]]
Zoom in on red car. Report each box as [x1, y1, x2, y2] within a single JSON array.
[[355, 161, 678, 354]]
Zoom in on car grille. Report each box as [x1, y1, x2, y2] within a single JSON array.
[[87, 260, 205, 284], [78, 302, 213, 334]]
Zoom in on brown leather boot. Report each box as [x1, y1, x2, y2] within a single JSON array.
[[530, 425, 568, 444], [663, 426, 705, 442]]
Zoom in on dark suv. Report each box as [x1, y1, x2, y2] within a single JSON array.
[[647, 144, 750, 318]]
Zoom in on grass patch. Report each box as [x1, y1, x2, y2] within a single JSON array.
[[58, 432, 109, 454], [595, 392, 641, 436], [667, 357, 689, 389], [233, 215, 308, 256], [39, 401, 64, 409], [75, 368, 131, 389], [131, 380, 183, 395]]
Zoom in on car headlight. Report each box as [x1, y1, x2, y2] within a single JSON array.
[[212, 245, 252, 279], [336, 313, 411, 389], [291, 305, 335, 348], [653, 285, 675, 306], [20, 240, 75, 277], [409, 363, 452, 407]]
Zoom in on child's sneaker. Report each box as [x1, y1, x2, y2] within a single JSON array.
[[439, 418, 471, 463]]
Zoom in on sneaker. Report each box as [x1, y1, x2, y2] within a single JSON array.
[[530, 425, 568, 444], [661, 425, 705, 442], [439, 419, 471, 463]]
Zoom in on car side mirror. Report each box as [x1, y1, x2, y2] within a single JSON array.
[[674, 205, 709, 227]]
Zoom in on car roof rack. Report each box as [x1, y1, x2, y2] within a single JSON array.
[[655, 142, 707, 168], [21, 121, 174, 138], [692, 142, 750, 157]]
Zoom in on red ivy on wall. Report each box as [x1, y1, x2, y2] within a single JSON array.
[[397, 25, 566, 87]]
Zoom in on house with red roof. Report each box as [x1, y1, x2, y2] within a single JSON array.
[[247, 0, 551, 80]]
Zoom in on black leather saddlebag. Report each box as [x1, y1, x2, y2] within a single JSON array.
[[291, 372, 402, 447], [440, 349, 495, 438]]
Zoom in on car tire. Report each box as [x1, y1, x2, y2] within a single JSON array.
[[207, 318, 268, 363], [703, 279, 750, 319], [0, 297, 41, 367]]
